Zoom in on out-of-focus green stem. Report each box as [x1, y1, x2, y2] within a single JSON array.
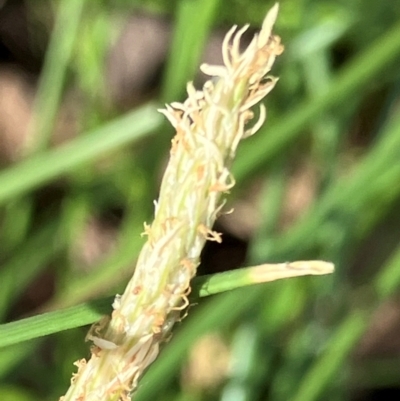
[[0, 104, 162, 205], [291, 310, 369, 401], [161, 0, 220, 102], [0, 341, 40, 379], [261, 111, 400, 262], [0, 221, 63, 321], [291, 244, 400, 401], [27, 0, 86, 153]]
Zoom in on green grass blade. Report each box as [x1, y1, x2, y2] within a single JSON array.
[[0, 297, 113, 348], [0, 104, 162, 206], [0, 262, 330, 347]]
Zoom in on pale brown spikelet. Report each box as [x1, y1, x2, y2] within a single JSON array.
[[60, 4, 283, 401]]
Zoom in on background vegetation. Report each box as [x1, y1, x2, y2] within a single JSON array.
[[0, 0, 400, 400]]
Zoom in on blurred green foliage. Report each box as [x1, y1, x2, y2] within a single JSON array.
[[0, 0, 400, 400]]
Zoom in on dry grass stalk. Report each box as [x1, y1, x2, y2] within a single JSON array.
[[61, 4, 284, 400]]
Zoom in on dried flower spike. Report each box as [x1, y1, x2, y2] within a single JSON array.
[[60, 4, 283, 401]]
